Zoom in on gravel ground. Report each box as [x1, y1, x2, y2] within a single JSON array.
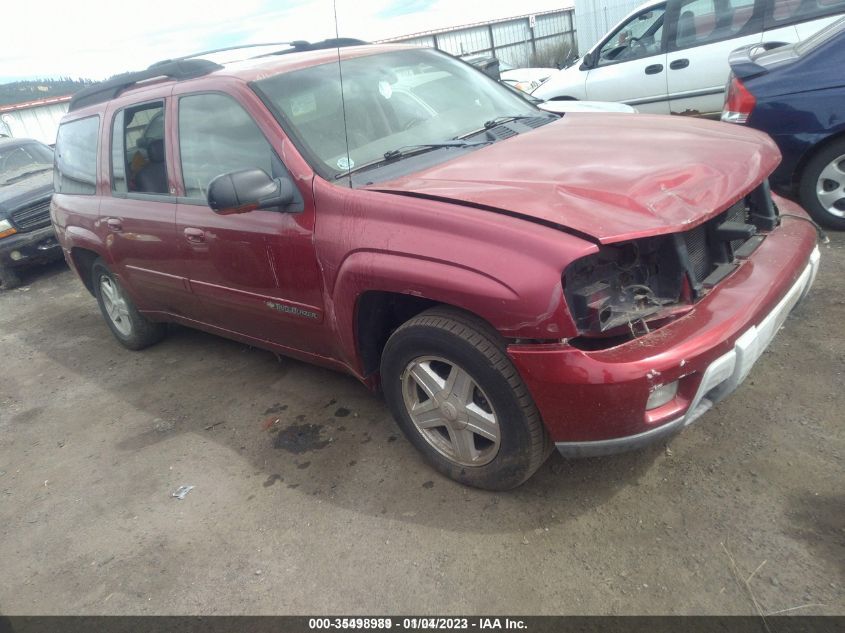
[[0, 233, 843, 615]]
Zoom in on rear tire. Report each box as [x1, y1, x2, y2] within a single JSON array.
[[799, 139, 845, 231], [380, 306, 552, 490], [91, 259, 166, 350]]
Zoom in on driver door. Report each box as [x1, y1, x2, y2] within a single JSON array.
[[584, 3, 670, 113], [172, 90, 330, 357]]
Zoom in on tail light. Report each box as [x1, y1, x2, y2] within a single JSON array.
[[721, 75, 756, 124]]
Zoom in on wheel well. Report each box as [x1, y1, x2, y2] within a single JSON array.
[[355, 292, 440, 377], [70, 248, 99, 296], [791, 129, 845, 190]]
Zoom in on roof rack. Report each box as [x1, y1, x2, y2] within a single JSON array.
[[68, 59, 223, 111], [260, 38, 369, 55], [68, 38, 370, 112], [150, 41, 297, 66], [150, 38, 369, 64]]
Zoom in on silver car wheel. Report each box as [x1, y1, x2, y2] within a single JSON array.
[[816, 153, 845, 219], [401, 355, 501, 467], [99, 275, 132, 337]]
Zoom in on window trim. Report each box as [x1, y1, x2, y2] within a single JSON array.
[[54, 114, 100, 196], [108, 98, 172, 199], [666, 0, 765, 53]]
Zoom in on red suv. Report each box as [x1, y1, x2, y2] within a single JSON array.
[[51, 41, 820, 489]]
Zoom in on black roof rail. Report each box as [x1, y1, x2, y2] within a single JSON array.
[[68, 39, 370, 112], [68, 59, 223, 112], [148, 39, 369, 65], [264, 38, 369, 55], [151, 42, 296, 65]]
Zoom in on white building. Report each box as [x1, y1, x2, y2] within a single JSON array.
[[0, 95, 71, 145]]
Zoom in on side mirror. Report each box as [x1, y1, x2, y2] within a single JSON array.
[[207, 168, 296, 215], [580, 53, 594, 70]]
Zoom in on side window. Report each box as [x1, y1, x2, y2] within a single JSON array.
[[673, 0, 758, 49], [111, 102, 168, 195], [596, 6, 667, 66], [766, 0, 845, 28], [178, 93, 282, 200], [54, 116, 99, 195]]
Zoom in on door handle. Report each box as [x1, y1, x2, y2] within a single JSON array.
[[644, 64, 664, 75], [106, 218, 123, 232], [670, 58, 690, 70], [183, 227, 206, 243]]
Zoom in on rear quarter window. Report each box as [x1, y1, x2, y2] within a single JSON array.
[[54, 115, 100, 195], [767, 0, 845, 28]]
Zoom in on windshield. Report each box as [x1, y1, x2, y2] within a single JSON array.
[[0, 141, 54, 185], [795, 16, 845, 56], [253, 48, 542, 179]]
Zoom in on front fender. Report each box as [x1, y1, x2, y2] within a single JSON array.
[[331, 250, 525, 368], [313, 178, 596, 373], [532, 65, 587, 101]]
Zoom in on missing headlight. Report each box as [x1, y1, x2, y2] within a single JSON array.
[[564, 235, 690, 337]]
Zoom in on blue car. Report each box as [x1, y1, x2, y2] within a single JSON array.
[[722, 17, 845, 230]]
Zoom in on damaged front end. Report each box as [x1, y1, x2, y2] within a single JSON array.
[[564, 180, 780, 348]]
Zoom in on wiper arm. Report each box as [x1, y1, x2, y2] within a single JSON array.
[[455, 115, 546, 140], [0, 167, 52, 184], [482, 115, 537, 129], [382, 140, 487, 160], [335, 140, 489, 179]]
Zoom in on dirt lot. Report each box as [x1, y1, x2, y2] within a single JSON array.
[[0, 233, 843, 616]]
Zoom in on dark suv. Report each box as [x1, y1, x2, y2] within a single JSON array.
[[0, 137, 62, 289], [52, 42, 819, 489]]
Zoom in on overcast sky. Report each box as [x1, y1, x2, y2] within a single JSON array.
[[0, 0, 573, 82]]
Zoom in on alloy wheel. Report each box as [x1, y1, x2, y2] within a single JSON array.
[[401, 355, 501, 467], [816, 153, 845, 219], [99, 275, 132, 336]]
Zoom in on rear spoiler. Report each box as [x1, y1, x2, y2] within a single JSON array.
[[728, 41, 788, 80]]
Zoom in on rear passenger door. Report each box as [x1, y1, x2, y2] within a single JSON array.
[[666, 0, 764, 116], [173, 91, 329, 355], [100, 98, 193, 315]]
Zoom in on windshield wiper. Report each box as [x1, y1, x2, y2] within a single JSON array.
[[482, 115, 537, 130], [335, 140, 489, 179], [382, 140, 488, 160], [0, 166, 52, 186], [455, 115, 548, 140]]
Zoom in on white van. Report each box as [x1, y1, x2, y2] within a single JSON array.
[[534, 0, 845, 115]]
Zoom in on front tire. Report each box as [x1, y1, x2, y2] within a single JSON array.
[[92, 259, 166, 350], [0, 266, 22, 290], [799, 139, 845, 230], [381, 307, 551, 490]]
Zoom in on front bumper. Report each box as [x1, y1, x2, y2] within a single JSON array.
[[556, 246, 818, 457], [0, 225, 62, 268], [508, 200, 820, 456]]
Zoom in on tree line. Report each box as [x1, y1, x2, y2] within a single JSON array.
[[0, 78, 95, 107]]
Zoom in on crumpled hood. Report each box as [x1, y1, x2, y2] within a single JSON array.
[[367, 113, 781, 244]]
